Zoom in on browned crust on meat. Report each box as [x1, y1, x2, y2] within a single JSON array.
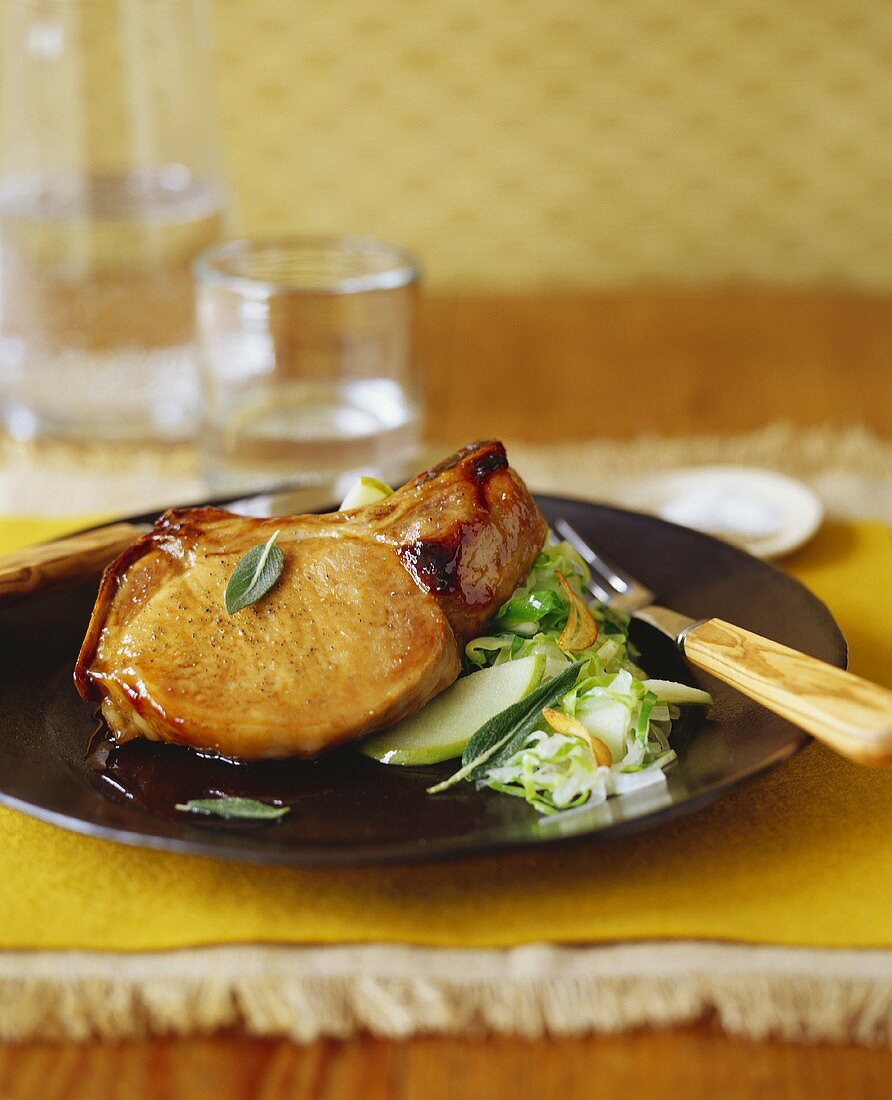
[[387, 441, 546, 642], [74, 506, 250, 700], [405, 439, 509, 488], [74, 528, 163, 700]]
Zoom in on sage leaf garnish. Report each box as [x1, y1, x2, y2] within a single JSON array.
[[175, 796, 290, 821], [224, 529, 284, 614], [427, 660, 585, 795]]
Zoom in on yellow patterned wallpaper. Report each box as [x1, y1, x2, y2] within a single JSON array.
[[213, 0, 892, 288]]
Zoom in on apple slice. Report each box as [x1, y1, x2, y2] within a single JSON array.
[[641, 679, 714, 706], [359, 654, 547, 766], [338, 476, 394, 511]]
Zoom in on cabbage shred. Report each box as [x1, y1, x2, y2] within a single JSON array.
[[464, 533, 685, 815]]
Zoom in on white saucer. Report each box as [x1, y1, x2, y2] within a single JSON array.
[[618, 466, 824, 559]]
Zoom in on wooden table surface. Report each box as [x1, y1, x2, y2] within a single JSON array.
[[3, 289, 891, 1099], [421, 288, 892, 442]]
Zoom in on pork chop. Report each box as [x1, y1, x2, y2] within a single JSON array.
[[74, 441, 547, 759]]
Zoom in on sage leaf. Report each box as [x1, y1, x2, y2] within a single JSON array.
[[175, 796, 290, 821], [427, 660, 585, 795], [224, 529, 284, 614]]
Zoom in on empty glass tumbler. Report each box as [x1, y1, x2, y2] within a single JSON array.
[[194, 237, 423, 495], [0, 0, 227, 442]]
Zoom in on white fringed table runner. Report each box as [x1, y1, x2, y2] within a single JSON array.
[[1, 422, 890, 522]]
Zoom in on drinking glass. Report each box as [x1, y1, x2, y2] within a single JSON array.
[[194, 236, 423, 496], [0, 0, 227, 442]]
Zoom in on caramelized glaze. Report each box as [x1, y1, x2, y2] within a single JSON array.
[[74, 441, 547, 760]]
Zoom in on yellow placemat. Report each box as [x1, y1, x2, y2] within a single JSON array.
[[0, 519, 889, 951]]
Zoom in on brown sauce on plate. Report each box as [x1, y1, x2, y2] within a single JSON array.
[[85, 725, 359, 827]]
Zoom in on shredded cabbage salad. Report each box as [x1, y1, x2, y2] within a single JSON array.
[[462, 532, 705, 815]]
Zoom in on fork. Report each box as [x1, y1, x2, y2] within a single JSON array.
[[554, 519, 892, 766]]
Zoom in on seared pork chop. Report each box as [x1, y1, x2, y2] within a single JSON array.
[[75, 441, 547, 759]]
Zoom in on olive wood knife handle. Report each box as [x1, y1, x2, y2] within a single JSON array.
[[683, 618, 892, 766], [0, 522, 145, 607]]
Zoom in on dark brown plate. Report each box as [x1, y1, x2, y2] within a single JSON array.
[[0, 495, 844, 866]]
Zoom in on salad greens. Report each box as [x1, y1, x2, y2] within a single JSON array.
[[441, 532, 711, 815], [427, 660, 585, 794]]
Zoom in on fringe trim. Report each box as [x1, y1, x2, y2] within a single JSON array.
[[2, 422, 890, 518], [508, 422, 892, 523], [511, 422, 892, 483], [0, 942, 889, 1045]]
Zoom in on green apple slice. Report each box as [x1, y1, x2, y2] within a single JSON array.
[[641, 678, 714, 706], [359, 654, 547, 766], [338, 476, 394, 511]]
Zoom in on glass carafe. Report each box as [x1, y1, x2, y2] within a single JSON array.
[[0, 0, 227, 442]]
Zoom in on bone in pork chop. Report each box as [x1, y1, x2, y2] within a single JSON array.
[[74, 441, 547, 759]]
